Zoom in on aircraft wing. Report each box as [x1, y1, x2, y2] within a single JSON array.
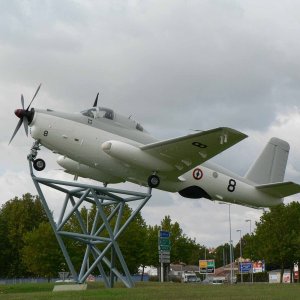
[[140, 127, 247, 178], [256, 182, 300, 198]]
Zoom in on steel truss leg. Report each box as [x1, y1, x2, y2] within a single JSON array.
[[28, 158, 151, 288]]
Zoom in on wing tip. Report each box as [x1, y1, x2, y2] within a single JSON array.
[[221, 127, 248, 138]]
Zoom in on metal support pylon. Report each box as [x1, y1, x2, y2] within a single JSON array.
[[27, 151, 151, 288]]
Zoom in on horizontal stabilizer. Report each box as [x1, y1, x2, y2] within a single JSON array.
[[256, 182, 300, 198]]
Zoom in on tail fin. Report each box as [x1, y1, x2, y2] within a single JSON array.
[[245, 138, 290, 184]]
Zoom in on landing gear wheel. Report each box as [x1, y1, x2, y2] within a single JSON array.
[[148, 175, 160, 188], [33, 158, 46, 171]]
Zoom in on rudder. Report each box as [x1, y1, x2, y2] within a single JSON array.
[[245, 138, 290, 184]]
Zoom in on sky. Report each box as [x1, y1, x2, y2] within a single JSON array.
[[1, 0, 300, 250]]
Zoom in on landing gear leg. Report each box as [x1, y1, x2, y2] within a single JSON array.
[[148, 174, 160, 188], [28, 140, 46, 171], [27, 140, 40, 162]]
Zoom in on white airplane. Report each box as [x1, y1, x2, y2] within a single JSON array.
[[10, 85, 300, 208]]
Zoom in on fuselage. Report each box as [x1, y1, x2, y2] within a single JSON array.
[[29, 108, 283, 208]]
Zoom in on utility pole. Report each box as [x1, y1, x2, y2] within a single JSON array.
[[236, 229, 243, 283], [245, 219, 253, 283], [219, 202, 233, 284], [245, 219, 252, 234]]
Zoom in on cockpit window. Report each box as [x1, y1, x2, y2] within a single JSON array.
[[81, 108, 114, 120], [81, 108, 96, 118], [80, 107, 148, 132], [102, 108, 114, 120]]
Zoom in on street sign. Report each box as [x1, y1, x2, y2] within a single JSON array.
[[199, 259, 215, 274], [160, 230, 170, 238], [159, 252, 170, 263], [159, 258, 170, 263], [158, 230, 171, 252], [160, 238, 171, 246], [160, 250, 170, 255], [159, 252, 170, 258], [158, 231, 171, 282], [239, 262, 252, 273], [159, 245, 171, 251]]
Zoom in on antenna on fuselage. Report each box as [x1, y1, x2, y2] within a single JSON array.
[[93, 92, 99, 107]]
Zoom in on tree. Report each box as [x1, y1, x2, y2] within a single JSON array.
[[0, 193, 48, 277], [144, 224, 160, 267], [239, 233, 253, 260], [214, 243, 231, 268], [0, 211, 10, 277], [250, 202, 300, 282], [117, 205, 148, 274], [21, 222, 64, 281]]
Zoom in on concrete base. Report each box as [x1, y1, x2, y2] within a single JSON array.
[[53, 284, 87, 292]]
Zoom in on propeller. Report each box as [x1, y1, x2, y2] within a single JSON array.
[[93, 92, 99, 107], [9, 83, 41, 145]]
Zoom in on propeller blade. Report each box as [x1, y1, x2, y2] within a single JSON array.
[[93, 92, 99, 107], [21, 94, 25, 109], [9, 118, 23, 145], [23, 116, 28, 136], [26, 83, 41, 111]]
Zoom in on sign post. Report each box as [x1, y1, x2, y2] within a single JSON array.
[[158, 230, 171, 282]]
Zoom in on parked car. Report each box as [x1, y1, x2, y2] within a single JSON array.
[[182, 272, 200, 283]]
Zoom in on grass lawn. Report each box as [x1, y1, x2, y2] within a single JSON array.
[[1, 281, 300, 300]]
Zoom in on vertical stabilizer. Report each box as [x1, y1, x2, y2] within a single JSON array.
[[245, 138, 290, 184]]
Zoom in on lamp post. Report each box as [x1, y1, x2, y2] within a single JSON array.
[[245, 219, 252, 234], [245, 219, 253, 283], [236, 229, 243, 283], [219, 202, 233, 284]]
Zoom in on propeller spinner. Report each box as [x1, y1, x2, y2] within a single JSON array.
[[9, 84, 41, 144]]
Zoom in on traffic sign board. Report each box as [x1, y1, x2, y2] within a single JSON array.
[[158, 230, 171, 263], [159, 245, 171, 251], [159, 258, 170, 263], [199, 259, 215, 274], [159, 252, 170, 263], [159, 230, 170, 238], [239, 262, 252, 273], [159, 250, 170, 255], [159, 238, 171, 246]]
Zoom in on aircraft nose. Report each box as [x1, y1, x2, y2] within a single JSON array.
[[14, 108, 35, 123], [14, 108, 26, 119]]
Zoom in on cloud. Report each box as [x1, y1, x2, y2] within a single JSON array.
[[2, 0, 300, 247], [2, 1, 300, 130]]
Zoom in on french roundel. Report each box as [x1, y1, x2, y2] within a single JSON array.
[[193, 168, 203, 180]]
